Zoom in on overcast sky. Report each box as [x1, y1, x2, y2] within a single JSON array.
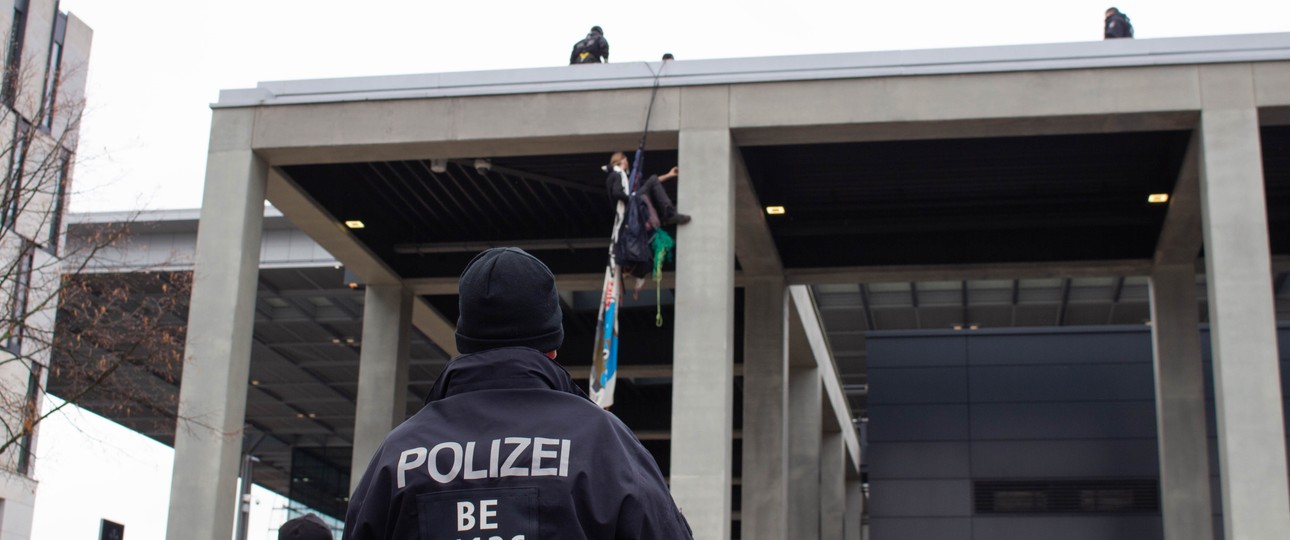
[[56, 0, 1290, 213]]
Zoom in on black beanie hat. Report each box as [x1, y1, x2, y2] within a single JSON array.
[[279, 513, 330, 540], [456, 247, 564, 354]]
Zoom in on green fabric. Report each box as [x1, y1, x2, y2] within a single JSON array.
[[650, 229, 675, 326]]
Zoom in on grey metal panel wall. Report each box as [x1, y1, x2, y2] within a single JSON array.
[[867, 327, 1165, 540], [867, 518, 972, 540]]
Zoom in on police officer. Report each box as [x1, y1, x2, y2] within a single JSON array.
[[1104, 7, 1134, 39], [343, 247, 693, 540]]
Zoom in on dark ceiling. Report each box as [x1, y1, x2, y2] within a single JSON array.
[[1262, 126, 1290, 253], [284, 129, 1206, 280], [745, 131, 1190, 266]]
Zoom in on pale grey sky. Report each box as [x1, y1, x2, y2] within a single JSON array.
[[57, 0, 1290, 213]]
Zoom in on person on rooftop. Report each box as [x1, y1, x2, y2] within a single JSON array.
[[1104, 7, 1134, 39], [570, 25, 609, 64]]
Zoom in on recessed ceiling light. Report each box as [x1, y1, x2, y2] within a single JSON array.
[[1147, 193, 1169, 204], [765, 206, 786, 215], [344, 220, 366, 229]]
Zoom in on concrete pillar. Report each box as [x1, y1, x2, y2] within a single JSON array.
[[788, 366, 822, 540], [1148, 264, 1214, 540], [820, 432, 846, 540], [741, 278, 789, 540], [166, 109, 266, 540], [671, 86, 736, 540], [349, 284, 413, 491], [1197, 64, 1290, 539], [844, 478, 864, 540]]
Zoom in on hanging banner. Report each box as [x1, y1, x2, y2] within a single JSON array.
[[590, 264, 620, 408]]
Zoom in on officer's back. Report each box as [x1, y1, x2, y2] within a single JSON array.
[[343, 248, 692, 540]]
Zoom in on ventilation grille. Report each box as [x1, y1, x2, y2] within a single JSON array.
[[974, 479, 1160, 514]]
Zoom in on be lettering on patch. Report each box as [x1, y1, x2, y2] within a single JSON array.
[[418, 487, 537, 540]]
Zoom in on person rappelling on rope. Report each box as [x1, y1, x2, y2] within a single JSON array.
[[607, 152, 690, 226], [605, 151, 688, 280], [590, 150, 683, 409]]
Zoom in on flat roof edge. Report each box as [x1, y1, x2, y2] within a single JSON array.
[[213, 33, 1290, 109], [68, 206, 286, 227]]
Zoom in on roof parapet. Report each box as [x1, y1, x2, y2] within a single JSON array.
[[213, 33, 1290, 109]]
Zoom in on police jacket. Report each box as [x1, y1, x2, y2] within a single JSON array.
[[343, 347, 693, 540]]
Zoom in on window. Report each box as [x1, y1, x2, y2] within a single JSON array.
[[45, 151, 68, 250], [5, 240, 33, 353], [1, 119, 29, 229], [39, 12, 65, 131], [15, 361, 41, 475], [2, 0, 28, 106]]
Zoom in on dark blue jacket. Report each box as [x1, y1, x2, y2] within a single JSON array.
[[1105, 12, 1133, 39], [343, 347, 692, 540]]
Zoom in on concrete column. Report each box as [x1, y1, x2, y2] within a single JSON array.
[[820, 432, 846, 540], [1197, 64, 1290, 539], [788, 366, 822, 540], [349, 284, 413, 491], [671, 86, 736, 540], [844, 479, 864, 540], [166, 109, 266, 540], [1148, 263, 1214, 540], [741, 278, 789, 540]]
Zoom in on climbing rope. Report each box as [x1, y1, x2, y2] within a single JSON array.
[[651, 228, 675, 326], [628, 60, 668, 188]]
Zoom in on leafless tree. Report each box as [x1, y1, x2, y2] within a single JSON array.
[[0, 56, 192, 467]]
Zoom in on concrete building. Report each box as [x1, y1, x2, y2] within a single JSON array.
[[0, 1, 89, 538], [51, 32, 1290, 540]]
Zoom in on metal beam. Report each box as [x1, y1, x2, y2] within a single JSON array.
[[858, 284, 876, 332], [1108, 276, 1127, 324]]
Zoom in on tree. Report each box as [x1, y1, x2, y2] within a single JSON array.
[[0, 50, 191, 474]]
